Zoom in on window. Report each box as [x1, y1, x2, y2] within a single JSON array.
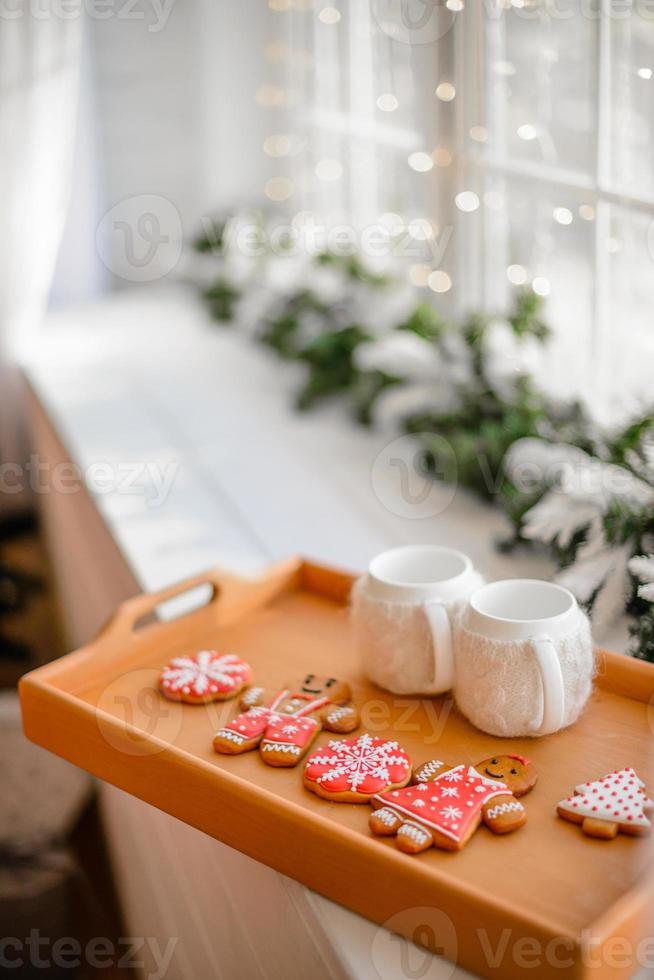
[[270, 1, 652, 423], [456, 2, 654, 422]]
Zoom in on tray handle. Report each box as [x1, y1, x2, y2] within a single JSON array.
[[101, 559, 301, 644]]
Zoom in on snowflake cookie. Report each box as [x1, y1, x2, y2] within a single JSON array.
[[370, 754, 537, 853], [303, 733, 412, 803], [159, 651, 252, 704], [557, 767, 654, 840], [213, 674, 360, 767]]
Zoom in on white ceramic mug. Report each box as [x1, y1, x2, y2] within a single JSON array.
[[352, 545, 484, 695], [455, 579, 594, 737]]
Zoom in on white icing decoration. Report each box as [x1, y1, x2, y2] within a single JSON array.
[[262, 742, 301, 754], [415, 760, 443, 781], [486, 801, 524, 820], [441, 805, 463, 821], [441, 786, 459, 798], [375, 807, 399, 827], [310, 733, 409, 792], [398, 822, 430, 844], [162, 651, 247, 694], [215, 729, 246, 744], [242, 687, 264, 706], [326, 706, 351, 723]]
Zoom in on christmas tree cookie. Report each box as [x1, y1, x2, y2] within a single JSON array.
[[557, 768, 653, 839]]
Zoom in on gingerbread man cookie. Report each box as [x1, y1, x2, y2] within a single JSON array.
[[213, 674, 360, 767], [557, 767, 653, 839], [303, 733, 412, 803], [159, 651, 252, 704], [369, 754, 537, 853]]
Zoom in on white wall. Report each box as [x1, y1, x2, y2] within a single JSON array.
[[50, 0, 274, 301]]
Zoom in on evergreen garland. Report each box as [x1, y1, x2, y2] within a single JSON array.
[[192, 218, 654, 660]]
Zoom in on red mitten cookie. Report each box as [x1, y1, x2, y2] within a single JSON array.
[[303, 733, 411, 803], [159, 651, 252, 703], [557, 767, 653, 839], [370, 753, 537, 853]]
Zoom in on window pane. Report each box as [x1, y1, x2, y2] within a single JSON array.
[[600, 204, 654, 422], [482, 174, 596, 406], [608, 13, 654, 198], [486, 4, 598, 178]]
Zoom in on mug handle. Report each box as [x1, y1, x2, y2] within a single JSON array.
[[423, 600, 454, 694], [531, 635, 566, 735]]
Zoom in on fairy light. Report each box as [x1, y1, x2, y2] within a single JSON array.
[[553, 207, 573, 226], [265, 177, 294, 201], [428, 270, 452, 293], [263, 134, 292, 157], [507, 264, 528, 285], [256, 85, 286, 107], [469, 126, 488, 143], [532, 277, 550, 296], [409, 264, 431, 287], [455, 191, 480, 212], [318, 6, 341, 24], [377, 93, 398, 112], [432, 147, 452, 167], [517, 124, 537, 141], [446, 0, 464, 9], [637, 67, 652, 80], [268, 0, 291, 9], [315, 158, 343, 181], [578, 204, 595, 221], [408, 151, 434, 173], [435, 82, 456, 102], [265, 40, 289, 63]]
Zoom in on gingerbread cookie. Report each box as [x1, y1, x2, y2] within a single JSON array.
[[557, 767, 653, 839], [213, 674, 360, 767], [303, 733, 412, 803], [370, 754, 537, 853], [159, 651, 252, 703]]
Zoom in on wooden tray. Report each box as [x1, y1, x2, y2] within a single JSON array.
[[20, 558, 654, 980]]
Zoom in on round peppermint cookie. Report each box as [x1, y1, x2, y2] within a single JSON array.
[[303, 733, 411, 803], [159, 651, 252, 704]]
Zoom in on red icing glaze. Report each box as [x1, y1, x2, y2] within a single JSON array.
[[216, 691, 328, 751], [304, 733, 411, 797], [374, 764, 508, 844], [261, 713, 320, 750]]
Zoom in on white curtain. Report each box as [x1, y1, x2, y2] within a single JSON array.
[[0, 10, 82, 494]]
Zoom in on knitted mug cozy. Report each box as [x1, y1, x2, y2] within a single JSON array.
[[452, 610, 595, 737], [351, 578, 464, 695]]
